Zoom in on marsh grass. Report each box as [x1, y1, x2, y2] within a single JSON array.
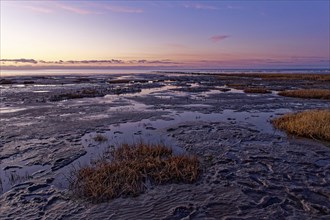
[[272, 109, 330, 141], [93, 134, 108, 142], [219, 73, 330, 81], [226, 84, 247, 90], [69, 143, 200, 202], [278, 89, 330, 100], [243, 87, 271, 94], [256, 74, 330, 81], [50, 89, 102, 101]]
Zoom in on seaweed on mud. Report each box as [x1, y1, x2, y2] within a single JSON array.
[[243, 87, 271, 94], [113, 86, 142, 95], [107, 79, 132, 84], [49, 89, 105, 101]]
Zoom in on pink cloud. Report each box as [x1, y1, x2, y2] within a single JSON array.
[[226, 5, 242, 10], [55, 3, 94, 15], [105, 5, 143, 13], [0, 59, 38, 64], [25, 6, 52, 13], [165, 43, 187, 49], [183, 3, 218, 10], [209, 35, 230, 42], [0, 59, 181, 66]]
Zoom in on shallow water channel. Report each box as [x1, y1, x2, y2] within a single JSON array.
[[51, 103, 290, 189], [0, 81, 302, 194]]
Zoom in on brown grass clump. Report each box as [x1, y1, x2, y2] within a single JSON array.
[[243, 87, 271, 94], [278, 89, 330, 100], [272, 109, 330, 141], [69, 143, 200, 202], [93, 134, 107, 142]]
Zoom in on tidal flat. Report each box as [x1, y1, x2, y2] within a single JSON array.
[[0, 72, 329, 219]]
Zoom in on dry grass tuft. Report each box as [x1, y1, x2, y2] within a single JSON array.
[[93, 134, 108, 142], [243, 87, 271, 94], [272, 109, 330, 141], [69, 143, 200, 202], [278, 89, 330, 100]]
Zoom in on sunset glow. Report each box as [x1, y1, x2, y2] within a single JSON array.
[[1, 0, 329, 69]]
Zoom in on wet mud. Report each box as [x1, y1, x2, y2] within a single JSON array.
[[0, 73, 329, 219]]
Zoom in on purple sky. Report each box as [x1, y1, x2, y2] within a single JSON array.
[[1, 1, 329, 69]]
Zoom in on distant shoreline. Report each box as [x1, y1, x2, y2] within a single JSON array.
[[1, 68, 329, 77]]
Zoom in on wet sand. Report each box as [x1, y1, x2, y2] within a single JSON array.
[[0, 72, 329, 219]]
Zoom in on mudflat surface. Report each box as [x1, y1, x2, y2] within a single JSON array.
[[0, 73, 329, 219]]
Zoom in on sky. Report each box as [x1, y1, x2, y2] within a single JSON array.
[[0, 0, 329, 69]]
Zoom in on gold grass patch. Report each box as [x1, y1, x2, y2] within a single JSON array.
[[69, 143, 200, 202], [272, 109, 330, 141], [278, 89, 330, 100]]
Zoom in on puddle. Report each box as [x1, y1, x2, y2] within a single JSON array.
[[0, 164, 52, 194], [182, 104, 213, 108], [12, 85, 26, 88], [121, 85, 177, 97], [33, 91, 49, 93], [0, 79, 311, 195], [33, 84, 59, 87], [0, 107, 27, 113], [169, 108, 291, 134], [52, 118, 184, 189], [51, 107, 291, 190], [0, 81, 294, 194]]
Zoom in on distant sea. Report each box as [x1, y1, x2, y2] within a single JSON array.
[[1, 68, 329, 77]]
